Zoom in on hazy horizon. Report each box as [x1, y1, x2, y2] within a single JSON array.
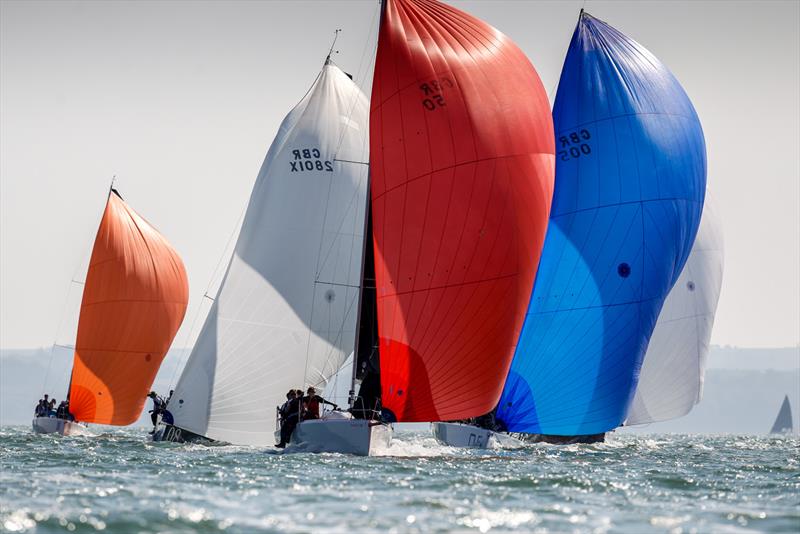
[[2, 345, 798, 433]]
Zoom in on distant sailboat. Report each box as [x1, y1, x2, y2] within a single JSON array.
[[435, 10, 707, 447], [626, 195, 724, 425], [33, 188, 189, 436], [770, 395, 793, 434]]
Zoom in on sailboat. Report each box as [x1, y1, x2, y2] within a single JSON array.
[[433, 198, 723, 446], [156, 0, 554, 455], [33, 188, 189, 436], [626, 196, 724, 425], [369, 0, 553, 429], [434, 10, 707, 447], [770, 395, 793, 434], [154, 60, 375, 451]]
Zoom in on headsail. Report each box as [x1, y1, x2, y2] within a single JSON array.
[[770, 395, 793, 434], [497, 12, 706, 435], [626, 196, 724, 425], [169, 63, 370, 445], [370, 0, 555, 421], [68, 190, 189, 425]]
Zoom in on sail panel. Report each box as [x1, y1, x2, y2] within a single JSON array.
[[770, 395, 793, 434], [68, 192, 189, 425], [169, 64, 370, 445], [370, 0, 555, 422], [626, 196, 724, 425], [497, 12, 706, 435]]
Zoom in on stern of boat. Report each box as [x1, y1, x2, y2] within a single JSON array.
[[32, 417, 90, 436], [289, 412, 392, 455]]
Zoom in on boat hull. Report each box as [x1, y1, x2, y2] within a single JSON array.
[[289, 417, 392, 456], [151, 424, 217, 444], [513, 432, 605, 445], [31, 417, 90, 436], [432, 422, 493, 448], [431, 422, 523, 449]]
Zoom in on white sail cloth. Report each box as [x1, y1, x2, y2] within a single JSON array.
[[626, 196, 724, 425], [169, 63, 369, 445]]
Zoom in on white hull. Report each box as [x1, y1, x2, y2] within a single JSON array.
[[431, 422, 522, 449], [31, 417, 91, 436], [289, 413, 391, 456], [431, 422, 493, 448]]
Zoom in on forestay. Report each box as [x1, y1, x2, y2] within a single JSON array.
[[370, 0, 555, 422], [169, 63, 370, 445], [69, 191, 189, 425], [497, 12, 706, 436], [626, 196, 724, 425]]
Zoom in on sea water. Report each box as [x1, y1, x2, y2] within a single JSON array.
[[0, 427, 797, 533]]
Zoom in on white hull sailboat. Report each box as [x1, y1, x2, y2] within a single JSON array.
[[153, 59, 377, 453], [33, 188, 188, 436], [434, 196, 723, 448], [155, 0, 556, 453], [32, 417, 92, 437]]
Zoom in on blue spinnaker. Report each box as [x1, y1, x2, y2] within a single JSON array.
[[496, 12, 706, 436]]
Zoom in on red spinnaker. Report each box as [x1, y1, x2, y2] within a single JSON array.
[[370, 0, 555, 421], [68, 191, 189, 425]]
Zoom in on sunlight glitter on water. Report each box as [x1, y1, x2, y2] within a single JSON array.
[[0, 427, 798, 533]]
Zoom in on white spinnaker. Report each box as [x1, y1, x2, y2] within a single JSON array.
[[170, 64, 369, 445], [626, 196, 724, 425]]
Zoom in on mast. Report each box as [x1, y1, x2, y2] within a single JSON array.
[[348, 0, 385, 411], [349, 177, 372, 409]]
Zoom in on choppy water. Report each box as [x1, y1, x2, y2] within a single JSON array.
[[0, 427, 798, 533]]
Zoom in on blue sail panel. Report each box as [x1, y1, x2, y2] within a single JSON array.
[[497, 12, 706, 435]]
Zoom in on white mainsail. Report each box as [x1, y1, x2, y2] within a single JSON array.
[[626, 196, 724, 425], [169, 62, 369, 445]]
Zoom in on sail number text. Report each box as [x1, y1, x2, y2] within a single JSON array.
[[420, 77, 454, 111], [558, 129, 592, 161], [290, 148, 334, 172]]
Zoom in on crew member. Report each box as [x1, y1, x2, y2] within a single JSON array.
[[147, 391, 166, 434], [301, 387, 337, 421], [277, 390, 302, 448]]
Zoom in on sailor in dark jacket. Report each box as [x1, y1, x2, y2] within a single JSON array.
[[277, 390, 302, 448], [147, 391, 166, 434]]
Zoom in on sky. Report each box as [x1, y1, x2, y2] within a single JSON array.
[[1, 0, 799, 352]]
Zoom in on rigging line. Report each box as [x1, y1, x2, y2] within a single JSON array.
[[326, 28, 342, 63], [167, 203, 247, 390], [314, 281, 362, 289], [331, 1, 379, 160], [333, 158, 369, 166], [313, 283, 363, 391], [546, 0, 586, 102], [41, 182, 110, 397], [312, 169, 367, 281]]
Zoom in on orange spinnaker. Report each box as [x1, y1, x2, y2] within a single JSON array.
[[68, 191, 188, 425]]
